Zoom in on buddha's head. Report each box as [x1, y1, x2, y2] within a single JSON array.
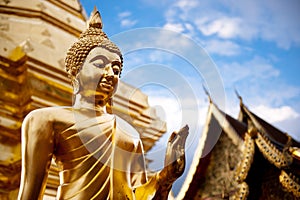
[[65, 8, 122, 108]]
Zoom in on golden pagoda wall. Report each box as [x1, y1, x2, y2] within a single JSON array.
[[0, 1, 166, 199]]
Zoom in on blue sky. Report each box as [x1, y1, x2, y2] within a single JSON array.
[[81, 0, 300, 194], [81, 0, 300, 139]]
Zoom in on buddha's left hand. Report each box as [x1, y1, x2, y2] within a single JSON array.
[[159, 125, 189, 185]]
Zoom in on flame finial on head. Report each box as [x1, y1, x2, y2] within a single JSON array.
[[88, 6, 102, 29], [65, 6, 122, 79]]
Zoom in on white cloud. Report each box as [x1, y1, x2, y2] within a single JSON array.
[[145, 95, 207, 172], [275, 116, 300, 141], [197, 17, 243, 39], [220, 56, 280, 86], [118, 11, 138, 28], [163, 23, 185, 33], [252, 84, 300, 107], [152, 29, 193, 51], [133, 79, 207, 137], [148, 51, 173, 63], [261, 3, 299, 47], [217, 56, 300, 126], [141, 0, 173, 7], [164, 0, 199, 24], [120, 19, 138, 28], [184, 23, 194, 34], [252, 105, 299, 123], [164, 0, 300, 49], [145, 91, 207, 151], [175, 0, 199, 10], [118, 11, 131, 18], [148, 95, 182, 133], [204, 39, 241, 56], [154, 0, 300, 145]]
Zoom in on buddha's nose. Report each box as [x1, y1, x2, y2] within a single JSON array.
[[105, 67, 114, 80]]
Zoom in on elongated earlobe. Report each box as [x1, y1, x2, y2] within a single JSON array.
[[72, 78, 80, 94]]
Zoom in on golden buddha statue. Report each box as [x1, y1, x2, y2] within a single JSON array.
[[18, 8, 189, 200]]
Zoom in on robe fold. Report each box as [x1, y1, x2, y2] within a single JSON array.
[[53, 114, 146, 200]]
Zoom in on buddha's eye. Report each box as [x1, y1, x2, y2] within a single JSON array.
[[93, 60, 104, 68], [93, 63, 104, 68], [112, 65, 120, 75]]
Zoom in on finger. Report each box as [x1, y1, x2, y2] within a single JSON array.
[[178, 125, 189, 147], [168, 131, 178, 143], [178, 125, 189, 138]]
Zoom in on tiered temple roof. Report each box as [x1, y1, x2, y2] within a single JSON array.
[[1, 1, 299, 199], [177, 98, 300, 200], [0, 1, 166, 199]]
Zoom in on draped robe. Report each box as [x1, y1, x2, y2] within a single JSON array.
[[50, 109, 146, 199]]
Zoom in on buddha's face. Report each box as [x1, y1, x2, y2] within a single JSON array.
[[76, 46, 122, 104]]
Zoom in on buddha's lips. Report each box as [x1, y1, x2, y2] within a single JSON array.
[[98, 81, 114, 93], [100, 82, 112, 89]]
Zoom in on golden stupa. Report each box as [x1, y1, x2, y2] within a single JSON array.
[[0, 1, 166, 199]]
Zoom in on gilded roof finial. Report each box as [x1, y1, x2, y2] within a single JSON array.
[[234, 88, 243, 107], [202, 84, 212, 103]]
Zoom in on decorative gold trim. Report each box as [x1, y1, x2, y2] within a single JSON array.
[[279, 170, 300, 197], [233, 182, 249, 200], [234, 132, 255, 183], [46, 0, 86, 20], [0, 6, 83, 36], [0, 160, 21, 191], [290, 147, 300, 160], [255, 132, 292, 168]]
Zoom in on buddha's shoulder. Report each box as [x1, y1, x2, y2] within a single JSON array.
[[24, 106, 74, 123]]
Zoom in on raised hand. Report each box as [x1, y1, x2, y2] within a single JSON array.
[[134, 125, 189, 200], [160, 125, 189, 185]]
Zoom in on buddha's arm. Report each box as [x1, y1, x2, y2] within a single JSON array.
[[18, 111, 54, 200], [135, 125, 189, 199]]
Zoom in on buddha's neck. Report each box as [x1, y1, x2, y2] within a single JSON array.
[[72, 94, 107, 114]]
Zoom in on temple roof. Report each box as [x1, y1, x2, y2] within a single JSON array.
[[177, 102, 247, 199], [239, 102, 300, 149], [239, 101, 300, 178], [177, 99, 300, 199]]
